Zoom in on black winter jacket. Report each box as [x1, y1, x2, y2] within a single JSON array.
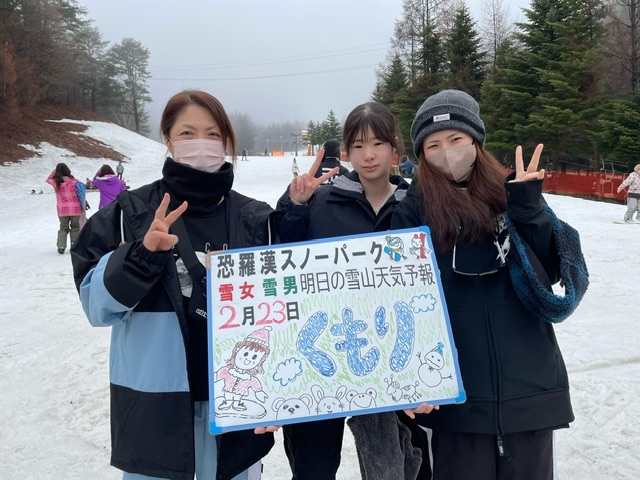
[[390, 176, 574, 437], [277, 170, 410, 241], [71, 173, 275, 480], [313, 157, 350, 184]]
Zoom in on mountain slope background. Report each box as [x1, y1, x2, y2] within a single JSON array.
[[1, 108, 638, 479], [0, 106, 125, 165]]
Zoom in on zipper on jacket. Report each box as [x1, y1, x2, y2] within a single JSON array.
[[497, 433, 505, 456], [482, 275, 508, 458]]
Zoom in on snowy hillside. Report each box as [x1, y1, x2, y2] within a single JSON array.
[[0, 119, 638, 479]]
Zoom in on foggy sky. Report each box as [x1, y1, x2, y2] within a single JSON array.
[[78, 0, 530, 137]]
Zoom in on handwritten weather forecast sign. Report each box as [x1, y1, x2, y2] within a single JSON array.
[[206, 227, 465, 433]]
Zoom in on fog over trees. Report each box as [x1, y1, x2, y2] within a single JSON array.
[[3, 0, 640, 170]]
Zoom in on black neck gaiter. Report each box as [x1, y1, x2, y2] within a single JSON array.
[[160, 158, 234, 216]]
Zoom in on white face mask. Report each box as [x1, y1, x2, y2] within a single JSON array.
[[171, 139, 226, 173], [425, 143, 476, 183]]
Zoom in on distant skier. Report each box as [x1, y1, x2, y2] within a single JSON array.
[[241, 149, 248, 161], [616, 163, 640, 223], [116, 160, 124, 180], [292, 158, 299, 177]]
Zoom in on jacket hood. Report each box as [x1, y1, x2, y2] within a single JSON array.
[[94, 174, 122, 184]]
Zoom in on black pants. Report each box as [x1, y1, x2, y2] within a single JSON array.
[[431, 430, 554, 480], [283, 417, 345, 480]]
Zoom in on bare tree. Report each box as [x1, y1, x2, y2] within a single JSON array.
[[479, 0, 515, 66], [390, 0, 453, 82], [605, 0, 640, 92]]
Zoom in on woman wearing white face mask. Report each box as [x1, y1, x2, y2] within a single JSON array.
[[391, 90, 588, 479], [71, 90, 278, 480]]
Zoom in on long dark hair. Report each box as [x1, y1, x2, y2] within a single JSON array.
[[414, 143, 507, 252], [99, 164, 115, 176], [53, 163, 73, 189], [342, 102, 402, 154], [160, 89, 237, 159]]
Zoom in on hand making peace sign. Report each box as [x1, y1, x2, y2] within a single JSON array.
[[509, 143, 546, 182], [143, 193, 188, 252], [288, 148, 341, 205]]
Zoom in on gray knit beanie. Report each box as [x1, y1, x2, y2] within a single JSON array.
[[410, 89, 486, 157]]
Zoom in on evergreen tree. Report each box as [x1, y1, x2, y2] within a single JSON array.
[[306, 121, 323, 149], [72, 24, 109, 111], [481, 40, 529, 163], [417, 23, 447, 79], [481, 0, 607, 164], [373, 53, 409, 105], [595, 95, 640, 169], [104, 38, 152, 135], [401, 24, 448, 154], [372, 55, 414, 155], [378, 23, 448, 155], [444, 5, 487, 98], [321, 110, 342, 141], [519, 0, 607, 161]]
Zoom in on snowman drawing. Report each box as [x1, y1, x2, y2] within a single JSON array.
[[417, 342, 453, 388]]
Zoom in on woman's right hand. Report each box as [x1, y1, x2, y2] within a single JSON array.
[[289, 148, 340, 205], [143, 193, 188, 252], [403, 403, 439, 419]]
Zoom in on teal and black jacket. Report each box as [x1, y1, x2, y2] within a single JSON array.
[[71, 162, 275, 480]]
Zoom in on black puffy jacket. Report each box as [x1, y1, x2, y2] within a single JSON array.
[[390, 177, 574, 437]]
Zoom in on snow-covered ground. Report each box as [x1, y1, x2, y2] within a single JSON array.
[[0, 120, 638, 479]]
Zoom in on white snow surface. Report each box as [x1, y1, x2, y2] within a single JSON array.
[[0, 119, 638, 479]]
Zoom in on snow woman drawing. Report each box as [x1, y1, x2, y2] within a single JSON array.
[[214, 326, 272, 419]]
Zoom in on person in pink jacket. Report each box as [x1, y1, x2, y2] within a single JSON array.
[[617, 164, 640, 223], [46, 163, 83, 254], [91, 164, 127, 209]]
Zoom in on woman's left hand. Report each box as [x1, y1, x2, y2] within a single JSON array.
[[509, 143, 545, 182], [403, 403, 439, 419]]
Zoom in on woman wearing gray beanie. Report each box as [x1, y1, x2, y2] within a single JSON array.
[[391, 89, 587, 479]]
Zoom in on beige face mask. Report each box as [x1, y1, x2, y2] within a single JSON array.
[[425, 143, 477, 183]]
